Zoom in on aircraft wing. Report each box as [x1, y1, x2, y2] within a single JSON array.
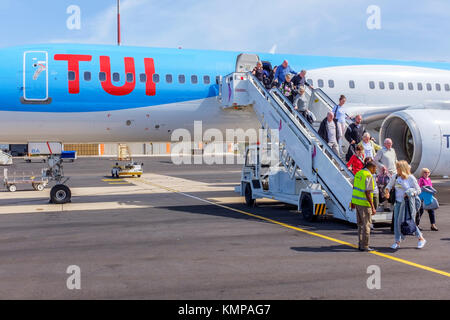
[[345, 100, 450, 124]]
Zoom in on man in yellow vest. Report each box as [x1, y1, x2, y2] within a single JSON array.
[[351, 161, 377, 251]]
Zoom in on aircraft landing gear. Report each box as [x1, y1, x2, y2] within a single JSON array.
[[44, 155, 72, 204]]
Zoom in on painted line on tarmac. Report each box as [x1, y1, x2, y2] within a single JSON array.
[[132, 177, 450, 279]]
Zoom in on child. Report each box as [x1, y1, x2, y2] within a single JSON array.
[[376, 166, 391, 212], [346, 144, 365, 175]]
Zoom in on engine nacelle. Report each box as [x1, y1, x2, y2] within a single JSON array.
[[380, 109, 450, 176]]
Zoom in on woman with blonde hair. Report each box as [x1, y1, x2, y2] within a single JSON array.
[[385, 160, 426, 249], [417, 168, 438, 231]]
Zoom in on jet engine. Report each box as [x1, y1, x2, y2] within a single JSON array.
[[380, 109, 450, 176]]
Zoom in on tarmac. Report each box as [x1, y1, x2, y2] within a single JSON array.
[[0, 156, 449, 299]]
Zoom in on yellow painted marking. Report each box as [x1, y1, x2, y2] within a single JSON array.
[[131, 178, 450, 279], [108, 182, 130, 185], [102, 179, 124, 182]]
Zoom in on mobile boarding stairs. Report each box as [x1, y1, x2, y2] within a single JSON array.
[[219, 66, 391, 224]]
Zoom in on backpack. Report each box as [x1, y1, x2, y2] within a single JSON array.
[[401, 198, 417, 236]]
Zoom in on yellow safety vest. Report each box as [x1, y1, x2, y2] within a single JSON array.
[[351, 169, 375, 207]]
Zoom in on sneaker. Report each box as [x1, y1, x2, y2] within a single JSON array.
[[417, 239, 427, 249], [390, 243, 400, 250]]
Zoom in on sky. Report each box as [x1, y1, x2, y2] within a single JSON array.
[[0, 0, 448, 62]]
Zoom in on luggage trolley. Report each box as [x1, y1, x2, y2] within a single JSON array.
[[3, 168, 49, 192]]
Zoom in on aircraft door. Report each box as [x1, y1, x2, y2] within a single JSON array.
[[235, 53, 260, 73], [23, 51, 49, 101]]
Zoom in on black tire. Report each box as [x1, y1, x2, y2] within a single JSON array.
[[244, 183, 255, 207], [50, 184, 71, 204], [300, 193, 316, 222]]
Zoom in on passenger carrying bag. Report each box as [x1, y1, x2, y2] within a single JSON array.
[[401, 198, 417, 236]]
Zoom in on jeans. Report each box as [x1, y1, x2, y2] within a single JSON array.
[[393, 201, 423, 243]]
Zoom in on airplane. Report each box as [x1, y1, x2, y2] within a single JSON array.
[[0, 43, 449, 178]]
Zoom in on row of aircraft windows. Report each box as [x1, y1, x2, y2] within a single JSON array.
[[309, 78, 450, 92], [68, 71, 212, 85]]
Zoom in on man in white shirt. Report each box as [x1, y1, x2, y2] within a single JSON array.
[[374, 138, 398, 176]]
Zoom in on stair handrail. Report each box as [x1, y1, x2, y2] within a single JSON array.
[[263, 82, 354, 178]]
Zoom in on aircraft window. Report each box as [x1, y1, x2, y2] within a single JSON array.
[[178, 74, 185, 84], [445, 84, 450, 91], [349, 80, 355, 89], [369, 81, 375, 89], [308, 79, 314, 86], [398, 82, 404, 90], [191, 75, 198, 84], [99, 72, 106, 82], [389, 82, 394, 90], [126, 73, 134, 83], [426, 83, 432, 91], [139, 73, 146, 82], [436, 83, 441, 91], [408, 82, 414, 90], [153, 74, 160, 83], [68, 71, 76, 81], [166, 74, 173, 83], [113, 72, 120, 82], [379, 81, 385, 90], [417, 83, 423, 91], [318, 79, 324, 88], [203, 75, 210, 84], [84, 71, 91, 81], [327, 79, 334, 88]]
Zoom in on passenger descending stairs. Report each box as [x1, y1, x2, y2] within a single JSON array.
[[118, 144, 131, 161], [221, 72, 357, 223]]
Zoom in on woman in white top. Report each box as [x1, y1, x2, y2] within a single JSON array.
[[358, 132, 381, 159], [332, 95, 348, 154], [385, 160, 426, 249]]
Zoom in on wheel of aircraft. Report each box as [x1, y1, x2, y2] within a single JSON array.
[[50, 184, 72, 204]]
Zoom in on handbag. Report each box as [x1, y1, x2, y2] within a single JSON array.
[[388, 175, 397, 204], [424, 197, 439, 210], [401, 198, 417, 236], [388, 187, 396, 204]]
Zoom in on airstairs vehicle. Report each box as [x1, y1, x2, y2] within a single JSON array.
[[222, 54, 391, 224]]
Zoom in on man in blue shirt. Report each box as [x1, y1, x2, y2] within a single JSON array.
[[274, 60, 297, 84]]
